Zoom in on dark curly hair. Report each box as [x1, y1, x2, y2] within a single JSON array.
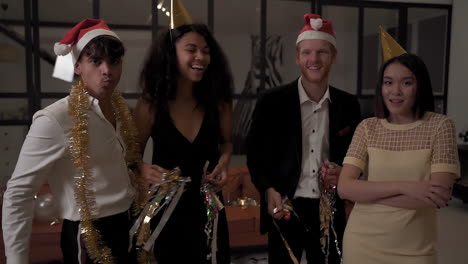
[[375, 53, 435, 119], [140, 24, 233, 123]]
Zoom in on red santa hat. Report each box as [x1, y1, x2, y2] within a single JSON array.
[[296, 13, 336, 47], [52, 19, 120, 82]]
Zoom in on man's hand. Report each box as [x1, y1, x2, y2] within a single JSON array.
[[266, 188, 289, 220], [320, 161, 341, 189]]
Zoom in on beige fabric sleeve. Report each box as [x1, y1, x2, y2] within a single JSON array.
[[343, 120, 368, 171], [431, 118, 460, 177]]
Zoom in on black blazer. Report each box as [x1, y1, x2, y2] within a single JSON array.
[[246, 79, 361, 233]]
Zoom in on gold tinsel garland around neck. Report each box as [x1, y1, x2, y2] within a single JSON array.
[[68, 81, 146, 264]]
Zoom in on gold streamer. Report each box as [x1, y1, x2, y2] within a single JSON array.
[[135, 174, 181, 248], [269, 198, 298, 264], [133, 167, 190, 263], [272, 218, 299, 264], [319, 169, 342, 264], [68, 81, 145, 264]]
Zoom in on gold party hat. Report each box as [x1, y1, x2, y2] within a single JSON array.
[[171, 0, 193, 29], [380, 26, 406, 62]]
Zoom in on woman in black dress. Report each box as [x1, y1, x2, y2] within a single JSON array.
[[133, 24, 233, 263]]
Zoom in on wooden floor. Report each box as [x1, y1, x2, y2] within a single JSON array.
[[1, 198, 468, 264], [0, 219, 62, 264], [231, 198, 468, 264]]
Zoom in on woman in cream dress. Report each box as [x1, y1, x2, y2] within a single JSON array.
[[338, 54, 460, 264]]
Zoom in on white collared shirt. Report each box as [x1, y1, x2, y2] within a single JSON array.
[[294, 77, 331, 199], [2, 95, 135, 264]]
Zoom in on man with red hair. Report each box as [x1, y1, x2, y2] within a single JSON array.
[[248, 13, 361, 264]]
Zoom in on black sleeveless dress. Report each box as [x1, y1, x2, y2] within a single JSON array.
[[150, 110, 230, 264]]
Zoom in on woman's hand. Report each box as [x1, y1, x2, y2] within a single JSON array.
[[139, 163, 169, 185], [208, 169, 228, 190], [206, 150, 231, 180], [400, 181, 451, 208], [206, 160, 227, 181], [203, 160, 228, 190]]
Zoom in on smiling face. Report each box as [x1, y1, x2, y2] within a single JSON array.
[[295, 39, 336, 86], [175, 32, 210, 83], [382, 62, 418, 123]]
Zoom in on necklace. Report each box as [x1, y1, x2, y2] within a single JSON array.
[[68, 81, 146, 263]]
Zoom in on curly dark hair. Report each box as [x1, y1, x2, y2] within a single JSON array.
[[140, 23, 233, 122], [375, 53, 435, 119]]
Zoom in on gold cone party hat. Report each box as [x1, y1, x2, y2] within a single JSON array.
[[170, 0, 193, 29], [380, 25, 406, 62]]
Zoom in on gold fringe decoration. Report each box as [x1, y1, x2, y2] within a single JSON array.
[[133, 167, 190, 264], [110, 87, 148, 215], [68, 81, 146, 264], [201, 176, 224, 261], [319, 173, 342, 264], [135, 168, 183, 247]]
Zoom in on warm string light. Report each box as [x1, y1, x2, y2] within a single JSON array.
[[156, 0, 171, 17]]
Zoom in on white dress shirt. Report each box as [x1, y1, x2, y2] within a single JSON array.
[[2, 95, 135, 264], [294, 77, 331, 199]]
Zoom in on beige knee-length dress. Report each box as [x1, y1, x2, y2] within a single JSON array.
[[342, 112, 460, 264]]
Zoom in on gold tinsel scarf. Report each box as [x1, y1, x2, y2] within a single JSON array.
[[68, 81, 147, 264]]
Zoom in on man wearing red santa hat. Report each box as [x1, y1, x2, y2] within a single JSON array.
[[247, 13, 361, 263], [2, 19, 144, 264]]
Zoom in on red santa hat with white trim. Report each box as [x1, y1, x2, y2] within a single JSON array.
[[296, 13, 336, 47], [52, 19, 120, 82]]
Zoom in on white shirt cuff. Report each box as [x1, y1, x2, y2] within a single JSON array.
[[5, 253, 29, 264]]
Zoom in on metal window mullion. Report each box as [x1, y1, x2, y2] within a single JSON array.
[[357, 7, 364, 97], [398, 7, 408, 49], [24, 0, 34, 123], [259, 0, 266, 93], [32, 0, 41, 111], [93, 0, 100, 19], [208, 0, 214, 32], [442, 6, 452, 114]]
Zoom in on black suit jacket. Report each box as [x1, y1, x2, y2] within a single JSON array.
[[246, 79, 361, 233]]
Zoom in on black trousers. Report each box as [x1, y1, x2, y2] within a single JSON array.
[[61, 210, 136, 264], [268, 198, 343, 264]]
